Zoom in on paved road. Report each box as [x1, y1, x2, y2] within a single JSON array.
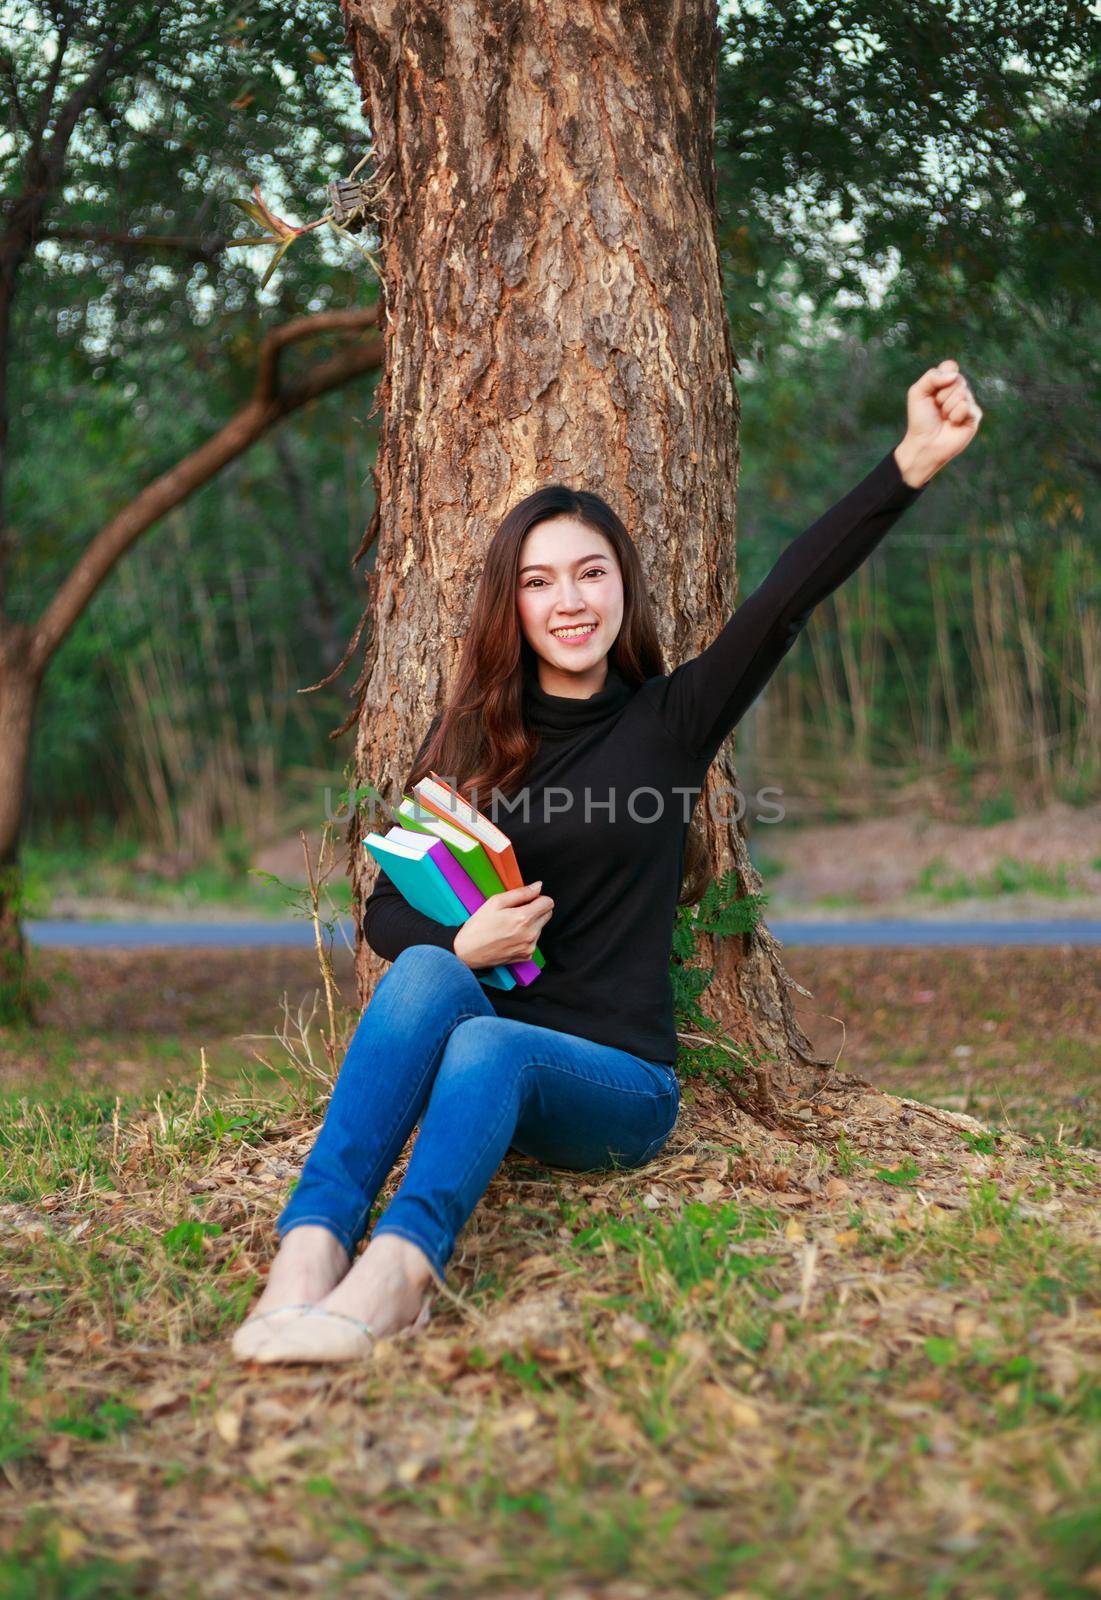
[[770, 919, 1101, 946], [26, 918, 1101, 948]]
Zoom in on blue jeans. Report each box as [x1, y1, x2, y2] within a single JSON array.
[[276, 944, 681, 1286]]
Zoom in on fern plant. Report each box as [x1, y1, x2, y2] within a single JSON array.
[[670, 868, 773, 1083]]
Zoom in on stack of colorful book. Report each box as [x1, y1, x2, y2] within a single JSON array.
[[362, 770, 544, 991]]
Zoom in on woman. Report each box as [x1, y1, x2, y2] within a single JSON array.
[[232, 359, 981, 1364]]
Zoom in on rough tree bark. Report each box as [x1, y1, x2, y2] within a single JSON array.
[[341, 0, 831, 1118]]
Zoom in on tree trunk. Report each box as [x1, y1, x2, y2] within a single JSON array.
[[0, 626, 42, 1020], [341, 0, 830, 1117]]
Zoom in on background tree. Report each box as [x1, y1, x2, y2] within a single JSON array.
[[717, 1, 1099, 811], [0, 0, 385, 1016]]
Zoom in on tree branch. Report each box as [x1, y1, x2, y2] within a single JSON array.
[[0, 50, 34, 139], [27, 20, 69, 157], [0, 13, 164, 595], [40, 226, 234, 261], [253, 308, 382, 403], [28, 307, 382, 675], [32, 34, 128, 199]]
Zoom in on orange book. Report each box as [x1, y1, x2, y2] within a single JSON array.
[[410, 771, 524, 891]]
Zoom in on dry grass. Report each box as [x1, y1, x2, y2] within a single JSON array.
[[753, 799, 1101, 909], [788, 944, 1101, 1147], [2, 947, 1100, 1597]]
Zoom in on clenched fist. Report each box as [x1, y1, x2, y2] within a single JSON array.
[[894, 359, 983, 488]]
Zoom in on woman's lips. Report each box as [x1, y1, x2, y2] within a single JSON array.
[[549, 623, 598, 645]]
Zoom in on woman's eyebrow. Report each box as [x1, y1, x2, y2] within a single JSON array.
[[519, 553, 610, 575]]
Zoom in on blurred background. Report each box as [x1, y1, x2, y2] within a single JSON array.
[[6, 0, 1099, 1133], [14, 2, 1099, 908]]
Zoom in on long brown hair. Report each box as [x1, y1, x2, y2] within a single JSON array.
[[401, 484, 713, 906]]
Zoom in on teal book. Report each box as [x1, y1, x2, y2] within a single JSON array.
[[362, 829, 517, 991], [394, 794, 544, 975]]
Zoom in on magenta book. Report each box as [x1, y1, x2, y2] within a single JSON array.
[[384, 827, 541, 986]]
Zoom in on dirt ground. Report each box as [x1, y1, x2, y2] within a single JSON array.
[[246, 800, 1101, 916], [252, 801, 1101, 892], [3, 932, 1101, 1596], [38, 802, 1101, 925], [750, 799, 1101, 909], [6, 941, 1099, 1146]]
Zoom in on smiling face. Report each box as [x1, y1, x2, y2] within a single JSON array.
[[516, 516, 625, 698]]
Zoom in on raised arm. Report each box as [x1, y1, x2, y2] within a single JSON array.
[[644, 447, 925, 763], [644, 359, 982, 766]]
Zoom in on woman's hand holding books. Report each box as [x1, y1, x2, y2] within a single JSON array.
[[363, 769, 550, 989], [453, 881, 554, 970]]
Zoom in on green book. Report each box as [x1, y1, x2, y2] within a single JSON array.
[[395, 794, 544, 971]]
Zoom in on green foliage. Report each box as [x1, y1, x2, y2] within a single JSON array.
[[50, 1398, 140, 1442], [573, 1200, 782, 1336], [0, 865, 50, 1023], [694, 869, 769, 940], [162, 1220, 224, 1264], [9, 0, 1100, 863], [960, 1130, 1001, 1156], [871, 1157, 922, 1187], [719, 9, 1099, 805], [923, 1335, 958, 1368], [978, 787, 1018, 827], [717, 4, 1098, 350], [916, 855, 1073, 901], [7, 1, 377, 841], [1058, 764, 1101, 808], [747, 847, 785, 880], [0, 1539, 140, 1600], [834, 1132, 864, 1176], [669, 868, 767, 1037]]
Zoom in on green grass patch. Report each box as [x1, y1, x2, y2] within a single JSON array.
[[915, 853, 1075, 900]]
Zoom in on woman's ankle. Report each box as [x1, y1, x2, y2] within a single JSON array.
[[256, 1224, 352, 1308], [321, 1232, 435, 1337], [365, 1231, 436, 1290], [279, 1223, 351, 1265]]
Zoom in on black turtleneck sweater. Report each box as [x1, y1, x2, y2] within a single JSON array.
[[362, 448, 926, 1062]]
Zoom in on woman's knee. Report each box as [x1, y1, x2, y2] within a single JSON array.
[[436, 1017, 529, 1092], [393, 943, 466, 975], [384, 944, 475, 1001], [370, 945, 493, 1034]]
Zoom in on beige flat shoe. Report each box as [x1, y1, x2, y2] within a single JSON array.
[[246, 1306, 377, 1364], [230, 1302, 318, 1363], [240, 1293, 435, 1367]]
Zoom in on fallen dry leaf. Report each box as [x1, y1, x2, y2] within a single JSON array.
[[212, 1407, 242, 1447]]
